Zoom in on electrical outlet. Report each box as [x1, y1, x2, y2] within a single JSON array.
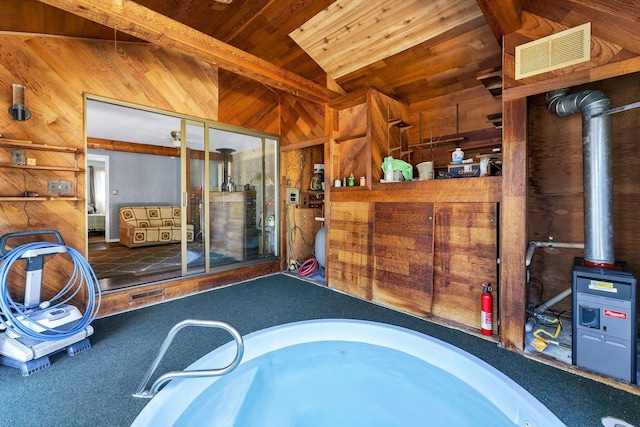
[[286, 188, 299, 205]]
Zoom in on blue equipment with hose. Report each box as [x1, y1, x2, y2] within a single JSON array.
[[0, 230, 101, 375]]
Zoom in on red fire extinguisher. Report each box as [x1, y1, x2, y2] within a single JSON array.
[[481, 283, 493, 336]]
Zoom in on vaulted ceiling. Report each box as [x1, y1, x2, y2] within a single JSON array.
[[1, 0, 639, 104]]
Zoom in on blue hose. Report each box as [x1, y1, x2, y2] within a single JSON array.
[[0, 242, 101, 341]]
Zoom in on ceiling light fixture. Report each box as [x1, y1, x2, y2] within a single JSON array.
[[170, 130, 181, 147]]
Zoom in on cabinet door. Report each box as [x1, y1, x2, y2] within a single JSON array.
[[432, 202, 498, 331], [372, 202, 435, 318], [327, 201, 373, 300]]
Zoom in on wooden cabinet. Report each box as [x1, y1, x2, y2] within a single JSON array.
[[372, 202, 434, 318], [431, 202, 498, 332], [324, 87, 502, 335], [210, 191, 258, 260], [327, 178, 500, 334], [0, 139, 82, 202], [328, 88, 409, 188], [326, 201, 373, 300]]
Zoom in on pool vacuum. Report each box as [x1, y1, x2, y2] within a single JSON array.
[[0, 230, 101, 375]]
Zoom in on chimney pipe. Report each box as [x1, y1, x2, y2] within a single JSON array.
[[546, 88, 614, 266]]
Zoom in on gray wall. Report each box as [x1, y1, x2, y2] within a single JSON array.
[[89, 149, 180, 239]]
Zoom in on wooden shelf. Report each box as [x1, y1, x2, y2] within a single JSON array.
[[0, 164, 82, 172], [387, 119, 413, 131], [477, 69, 502, 99], [486, 113, 503, 128], [334, 133, 367, 143], [0, 138, 82, 204], [280, 136, 328, 152], [0, 139, 79, 153], [0, 196, 81, 202], [408, 136, 466, 148]]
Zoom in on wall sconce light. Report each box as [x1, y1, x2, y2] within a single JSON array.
[[8, 84, 31, 121]]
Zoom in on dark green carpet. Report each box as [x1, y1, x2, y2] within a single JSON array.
[[0, 273, 638, 426]]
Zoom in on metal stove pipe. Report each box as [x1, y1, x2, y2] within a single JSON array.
[[546, 88, 614, 265]]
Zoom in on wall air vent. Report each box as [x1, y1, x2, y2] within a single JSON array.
[[515, 22, 591, 80]]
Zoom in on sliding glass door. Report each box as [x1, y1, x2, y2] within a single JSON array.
[[181, 119, 207, 276], [206, 126, 278, 269], [86, 96, 279, 290]]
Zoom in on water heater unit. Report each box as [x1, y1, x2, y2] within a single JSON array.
[[572, 258, 637, 384]]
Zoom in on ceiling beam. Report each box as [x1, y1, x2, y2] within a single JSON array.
[[476, 0, 523, 43], [87, 137, 227, 160], [87, 137, 180, 156], [35, 0, 337, 104]]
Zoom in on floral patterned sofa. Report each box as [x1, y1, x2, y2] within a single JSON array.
[[119, 206, 194, 248]]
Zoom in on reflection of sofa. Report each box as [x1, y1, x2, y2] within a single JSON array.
[[119, 206, 194, 248]]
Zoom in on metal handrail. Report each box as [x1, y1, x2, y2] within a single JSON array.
[[133, 319, 244, 398]]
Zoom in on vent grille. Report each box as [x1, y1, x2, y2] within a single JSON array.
[[516, 22, 591, 80], [130, 288, 164, 301]]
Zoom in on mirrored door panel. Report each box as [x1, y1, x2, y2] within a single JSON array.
[[207, 128, 277, 267]]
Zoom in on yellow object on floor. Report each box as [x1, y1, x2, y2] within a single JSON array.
[[531, 336, 549, 352], [531, 317, 562, 353]]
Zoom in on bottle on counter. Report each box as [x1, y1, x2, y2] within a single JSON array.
[[451, 147, 464, 164], [384, 156, 394, 182], [348, 173, 355, 186]]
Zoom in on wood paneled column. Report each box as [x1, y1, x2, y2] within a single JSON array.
[[499, 97, 528, 350]]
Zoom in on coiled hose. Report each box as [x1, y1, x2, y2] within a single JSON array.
[[297, 257, 319, 278], [0, 242, 101, 341]]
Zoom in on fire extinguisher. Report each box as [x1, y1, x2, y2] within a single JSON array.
[[481, 283, 493, 336]]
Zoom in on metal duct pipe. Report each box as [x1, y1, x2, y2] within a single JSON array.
[[546, 88, 614, 266]]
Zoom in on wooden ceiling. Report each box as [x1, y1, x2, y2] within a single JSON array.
[[1, 0, 639, 104]]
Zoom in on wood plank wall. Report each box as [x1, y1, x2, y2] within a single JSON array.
[[408, 86, 502, 169], [327, 201, 373, 299], [372, 202, 434, 318], [502, 6, 640, 340], [279, 93, 326, 267], [218, 70, 279, 133], [0, 34, 219, 308], [527, 72, 640, 323]]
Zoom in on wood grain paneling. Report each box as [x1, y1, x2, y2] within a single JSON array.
[[409, 86, 502, 168], [503, 3, 640, 99], [432, 202, 498, 331], [218, 71, 279, 134], [327, 202, 372, 299], [290, 0, 484, 79], [335, 15, 502, 104], [372, 202, 434, 318], [36, 0, 335, 103], [370, 90, 409, 175], [500, 97, 528, 350], [0, 34, 219, 311], [98, 261, 280, 316], [280, 93, 325, 146], [329, 89, 408, 185]]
